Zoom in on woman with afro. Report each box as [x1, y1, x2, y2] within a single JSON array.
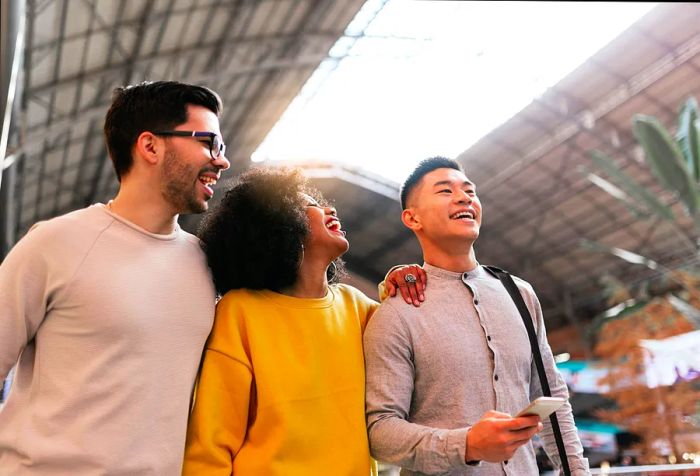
[[183, 167, 415, 475]]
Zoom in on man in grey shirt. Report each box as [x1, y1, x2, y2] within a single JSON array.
[[364, 157, 590, 475]]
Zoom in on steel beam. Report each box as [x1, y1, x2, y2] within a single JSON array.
[[223, 0, 328, 146], [45, 0, 70, 127], [0, 0, 26, 193], [0, 157, 18, 258], [475, 31, 700, 190], [300, 163, 399, 201], [0, 0, 25, 258], [141, 0, 175, 80], [29, 30, 340, 97]]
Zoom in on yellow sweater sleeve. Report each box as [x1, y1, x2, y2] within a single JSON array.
[[183, 350, 252, 475], [183, 297, 253, 475], [377, 265, 403, 302]]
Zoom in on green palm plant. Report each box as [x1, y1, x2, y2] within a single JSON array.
[[633, 103, 700, 217], [584, 97, 700, 264], [582, 99, 700, 464], [677, 97, 700, 184]]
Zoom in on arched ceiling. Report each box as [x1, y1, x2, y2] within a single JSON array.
[[2, 0, 367, 242], [284, 4, 700, 330], [4, 2, 700, 332]]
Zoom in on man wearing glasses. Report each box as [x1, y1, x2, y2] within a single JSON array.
[[0, 81, 230, 475]]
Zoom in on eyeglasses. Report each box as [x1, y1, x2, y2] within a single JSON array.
[[152, 131, 226, 160]]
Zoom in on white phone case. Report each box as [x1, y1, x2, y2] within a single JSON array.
[[515, 397, 566, 419]]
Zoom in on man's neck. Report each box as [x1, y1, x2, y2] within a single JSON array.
[[421, 240, 478, 273], [108, 188, 178, 235]]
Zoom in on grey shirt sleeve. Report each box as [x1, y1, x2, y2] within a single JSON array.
[[364, 303, 470, 473], [0, 224, 51, 380], [522, 282, 591, 476]]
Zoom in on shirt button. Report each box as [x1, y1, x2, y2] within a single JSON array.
[[504, 460, 509, 465], [494, 374, 499, 381], [474, 299, 479, 305], [487, 335, 492, 341]]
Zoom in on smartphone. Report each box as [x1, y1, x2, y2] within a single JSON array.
[[515, 397, 567, 419]]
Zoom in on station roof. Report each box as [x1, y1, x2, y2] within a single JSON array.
[[288, 3, 700, 328], [5, 2, 700, 330], [6, 0, 366, 237]]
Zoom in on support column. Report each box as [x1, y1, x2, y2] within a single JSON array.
[[0, 0, 25, 259]]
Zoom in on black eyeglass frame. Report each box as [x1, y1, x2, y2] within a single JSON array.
[[152, 130, 226, 160]]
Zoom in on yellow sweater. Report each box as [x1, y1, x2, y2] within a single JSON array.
[[183, 284, 379, 475]]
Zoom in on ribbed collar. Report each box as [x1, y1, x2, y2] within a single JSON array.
[[97, 203, 181, 241], [256, 286, 336, 309]]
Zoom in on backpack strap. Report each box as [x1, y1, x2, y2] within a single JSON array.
[[483, 265, 572, 476]]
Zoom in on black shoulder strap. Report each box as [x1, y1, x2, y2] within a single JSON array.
[[483, 265, 571, 476]]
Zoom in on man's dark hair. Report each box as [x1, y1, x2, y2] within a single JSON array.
[[103, 81, 222, 181], [197, 167, 346, 296], [400, 156, 463, 209]]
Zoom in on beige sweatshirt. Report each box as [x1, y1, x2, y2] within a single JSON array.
[[0, 204, 215, 475]]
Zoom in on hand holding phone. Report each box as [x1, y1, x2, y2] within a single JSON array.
[[515, 397, 566, 420]]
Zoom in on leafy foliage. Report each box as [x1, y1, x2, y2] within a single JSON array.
[[587, 96, 700, 223], [581, 90, 700, 466], [594, 292, 700, 464]]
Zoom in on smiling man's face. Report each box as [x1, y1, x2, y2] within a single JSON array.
[[405, 167, 482, 245]]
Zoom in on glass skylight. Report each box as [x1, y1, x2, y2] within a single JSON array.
[[252, 1, 658, 183]]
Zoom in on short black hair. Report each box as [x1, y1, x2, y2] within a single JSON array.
[[197, 167, 345, 296], [103, 81, 222, 181], [400, 156, 463, 209]]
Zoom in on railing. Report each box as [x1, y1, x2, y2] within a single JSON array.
[[589, 464, 700, 475], [390, 463, 700, 475]]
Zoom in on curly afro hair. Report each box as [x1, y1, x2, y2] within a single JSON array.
[[197, 167, 345, 296]]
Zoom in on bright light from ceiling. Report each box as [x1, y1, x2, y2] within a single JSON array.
[[251, 1, 658, 183]]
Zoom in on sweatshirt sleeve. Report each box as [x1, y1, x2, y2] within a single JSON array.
[[183, 301, 253, 475], [523, 283, 591, 476], [377, 265, 403, 302], [0, 224, 54, 380], [364, 303, 469, 473]]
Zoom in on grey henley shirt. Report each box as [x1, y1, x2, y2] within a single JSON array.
[[364, 263, 590, 476]]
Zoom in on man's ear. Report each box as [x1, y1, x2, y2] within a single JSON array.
[[401, 208, 421, 232], [134, 131, 161, 165]]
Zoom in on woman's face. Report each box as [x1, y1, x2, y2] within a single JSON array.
[[302, 194, 349, 262]]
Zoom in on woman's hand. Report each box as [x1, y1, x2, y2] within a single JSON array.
[[385, 264, 427, 307]]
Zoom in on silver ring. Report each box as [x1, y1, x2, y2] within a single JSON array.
[[404, 273, 417, 284]]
